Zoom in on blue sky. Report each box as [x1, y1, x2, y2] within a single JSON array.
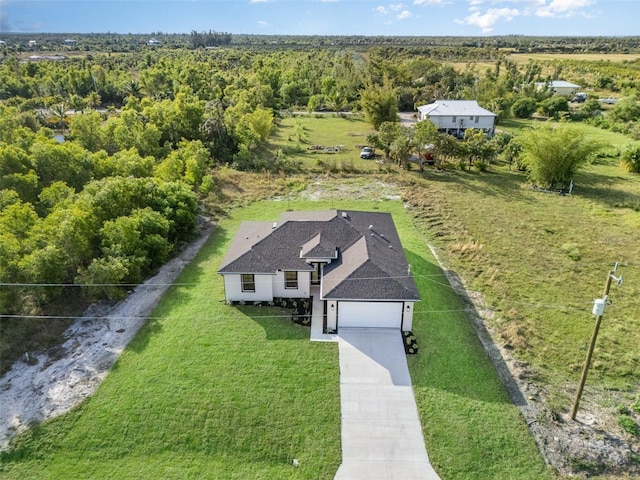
[[0, 0, 637, 37]]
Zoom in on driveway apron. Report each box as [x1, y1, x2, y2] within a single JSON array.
[[334, 328, 440, 480]]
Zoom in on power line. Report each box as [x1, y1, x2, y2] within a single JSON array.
[[0, 272, 452, 288]]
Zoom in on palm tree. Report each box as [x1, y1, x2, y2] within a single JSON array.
[[50, 103, 68, 135]]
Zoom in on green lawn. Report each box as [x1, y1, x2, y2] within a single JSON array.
[[0, 199, 553, 479], [271, 114, 386, 172]]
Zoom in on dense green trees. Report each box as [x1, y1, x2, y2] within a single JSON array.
[[517, 124, 602, 188], [0, 102, 200, 316], [360, 78, 399, 129]]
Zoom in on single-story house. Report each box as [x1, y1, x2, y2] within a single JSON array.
[[535, 80, 581, 97], [417, 100, 497, 138], [218, 210, 420, 332]]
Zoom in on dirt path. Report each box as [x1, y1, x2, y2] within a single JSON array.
[[0, 224, 214, 450]]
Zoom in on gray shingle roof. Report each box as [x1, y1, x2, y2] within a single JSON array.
[[218, 210, 420, 301]]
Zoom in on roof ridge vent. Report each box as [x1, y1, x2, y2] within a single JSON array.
[[341, 211, 348, 218], [272, 222, 278, 229], [368, 224, 373, 230]]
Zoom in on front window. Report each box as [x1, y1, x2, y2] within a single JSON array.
[[241, 274, 255, 292], [285, 271, 298, 289], [452, 115, 456, 123]]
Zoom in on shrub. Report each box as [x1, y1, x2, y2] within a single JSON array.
[[618, 415, 639, 437], [512, 98, 538, 119], [620, 143, 640, 173], [402, 331, 419, 354]]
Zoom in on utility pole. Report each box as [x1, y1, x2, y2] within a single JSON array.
[[570, 262, 623, 421]]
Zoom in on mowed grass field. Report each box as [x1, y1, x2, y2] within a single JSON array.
[[271, 114, 383, 172], [509, 53, 640, 64], [0, 199, 553, 479]]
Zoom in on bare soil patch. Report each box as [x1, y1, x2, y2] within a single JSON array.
[[0, 223, 214, 450]]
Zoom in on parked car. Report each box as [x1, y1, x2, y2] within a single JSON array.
[[572, 92, 588, 103], [598, 97, 618, 104], [360, 147, 374, 159]]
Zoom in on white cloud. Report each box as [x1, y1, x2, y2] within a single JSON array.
[[456, 7, 520, 32], [398, 9, 414, 18], [535, 0, 594, 17], [258, 20, 269, 27], [250, 0, 268, 3], [376, 5, 390, 14], [413, 0, 450, 5], [390, 3, 405, 11]]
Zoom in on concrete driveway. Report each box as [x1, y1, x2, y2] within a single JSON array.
[[335, 328, 440, 480]]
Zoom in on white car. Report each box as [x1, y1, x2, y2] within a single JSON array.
[[360, 147, 374, 159], [598, 97, 618, 104]]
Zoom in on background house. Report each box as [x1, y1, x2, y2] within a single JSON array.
[[535, 80, 581, 96], [218, 210, 420, 331], [417, 100, 497, 137]]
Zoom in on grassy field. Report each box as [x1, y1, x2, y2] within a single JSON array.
[[509, 53, 640, 64], [0, 199, 553, 479], [271, 114, 384, 172], [402, 115, 640, 422]]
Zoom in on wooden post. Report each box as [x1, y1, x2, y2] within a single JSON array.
[[570, 271, 614, 421]]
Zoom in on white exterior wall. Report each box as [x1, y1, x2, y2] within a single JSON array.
[[222, 274, 274, 302], [402, 302, 414, 332], [272, 271, 311, 298], [423, 115, 495, 131], [553, 86, 578, 96], [326, 300, 338, 330]]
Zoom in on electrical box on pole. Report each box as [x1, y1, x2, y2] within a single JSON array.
[[592, 298, 606, 316], [571, 262, 623, 421]]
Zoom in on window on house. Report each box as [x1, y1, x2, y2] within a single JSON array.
[[470, 116, 474, 120], [285, 271, 298, 289], [452, 116, 456, 123], [241, 274, 255, 292], [475, 116, 480, 123]]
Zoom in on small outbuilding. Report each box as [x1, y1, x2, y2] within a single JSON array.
[[536, 80, 581, 97]]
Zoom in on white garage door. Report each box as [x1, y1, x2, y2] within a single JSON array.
[[338, 301, 402, 329]]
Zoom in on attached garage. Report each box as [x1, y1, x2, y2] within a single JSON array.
[[338, 301, 403, 329]]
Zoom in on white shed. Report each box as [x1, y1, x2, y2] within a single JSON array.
[[536, 80, 581, 97]]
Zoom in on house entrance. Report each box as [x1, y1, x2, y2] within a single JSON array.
[[311, 262, 326, 285]]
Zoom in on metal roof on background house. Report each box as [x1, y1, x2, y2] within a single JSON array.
[[539, 80, 581, 88], [417, 100, 497, 117], [218, 210, 420, 302], [549, 80, 580, 88]]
